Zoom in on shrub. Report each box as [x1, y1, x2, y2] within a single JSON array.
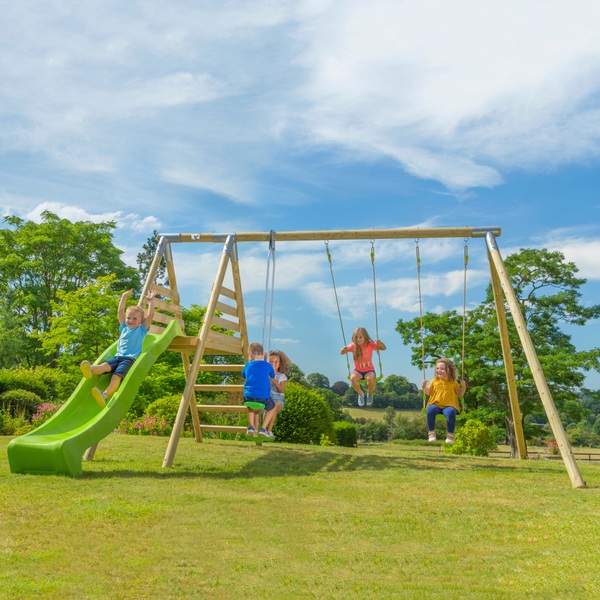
[[446, 419, 497, 456], [333, 421, 357, 447], [116, 414, 172, 436], [1, 410, 30, 436], [0, 389, 44, 419], [357, 420, 389, 442], [29, 403, 60, 427], [144, 394, 184, 425], [0, 366, 75, 404], [273, 382, 335, 444]]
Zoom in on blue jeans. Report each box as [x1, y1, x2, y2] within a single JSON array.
[[426, 405, 457, 433]]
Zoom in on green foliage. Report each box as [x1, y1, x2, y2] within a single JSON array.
[[0, 211, 139, 367], [333, 421, 357, 447], [273, 382, 335, 444], [0, 366, 76, 405], [396, 247, 600, 449], [306, 372, 330, 389], [394, 412, 429, 440], [287, 363, 309, 387], [116, 414, 172, 436], [0, 389, 43, 419], [446, 419, 497, 456], [357, 420, 389, 442], [144, 394, 186, 426], [41, 275, 121, 368], [315, 387, 346, 421]]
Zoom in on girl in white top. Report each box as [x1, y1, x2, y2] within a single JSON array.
[[261, 350, 291, 439]]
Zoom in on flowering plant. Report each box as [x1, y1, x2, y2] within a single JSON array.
[[30, 403, 59, 426], [546, 441, 559, 455], [115, 414, 171, 436]]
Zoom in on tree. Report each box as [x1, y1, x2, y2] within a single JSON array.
[[331, 380, 349, 396], [40, 275, 120, 370], [137, 230, 167, 285], [287, 363, 308, 387], [0, 212, 140, 366], [396, 248, 600, 456], [306, 372, 330, 389]]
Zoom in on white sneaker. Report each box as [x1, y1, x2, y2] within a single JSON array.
[[428, 432, 437, 442], [366, 394, 373, 406], [446, 434, 455, 444], [358, 395, 365, 407]]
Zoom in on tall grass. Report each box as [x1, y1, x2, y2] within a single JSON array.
[[1, 435, 599, 599]]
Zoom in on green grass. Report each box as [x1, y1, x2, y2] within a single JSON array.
[[1, 434, 600, 599], [346, 407, 421, 422]]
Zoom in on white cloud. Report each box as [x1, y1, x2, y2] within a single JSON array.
[[292, 0, 600, 188], [23, 202, 160, 233]]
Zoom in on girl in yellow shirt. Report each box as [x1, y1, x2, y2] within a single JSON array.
[[422, 358, 466, 444]]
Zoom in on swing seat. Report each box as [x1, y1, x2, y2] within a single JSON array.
[[244, 401, 266, 411]]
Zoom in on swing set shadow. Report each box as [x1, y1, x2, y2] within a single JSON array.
[[91, 225, 585, 490]]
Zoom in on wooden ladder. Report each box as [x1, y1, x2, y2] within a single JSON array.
[[163, 235, 251, 467]]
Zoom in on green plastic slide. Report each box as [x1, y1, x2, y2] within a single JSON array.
[[7, 320, 182, 477]]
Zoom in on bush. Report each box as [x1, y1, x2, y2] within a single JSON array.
[[0, 389, 44, 419], [144, 394, 184, 425], [333, 421, 357, 447], [446, 419, 497, 456], [116, 414, 172, 436], [357, 420, 389, 442], [0, 366, 75, 404], [273, 383, 335, 444]]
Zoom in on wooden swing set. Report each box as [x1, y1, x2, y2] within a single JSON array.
[[135, 226, 585, 489]]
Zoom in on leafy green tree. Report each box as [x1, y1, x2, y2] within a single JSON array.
[[287, 363, 308, 387], [331, 380, 349, 396], [0, 212, 139, 366], [396, 248, 600, 455], [306, 372, 330, 389], [136, 230, 167, 285], [40, 275, 120, 370]]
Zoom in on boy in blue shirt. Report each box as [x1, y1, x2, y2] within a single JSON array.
[[80, 289, 156, 407], [242, 342, 276, 437]]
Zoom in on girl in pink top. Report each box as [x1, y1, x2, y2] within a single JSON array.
[[340, 327, 386, 407]]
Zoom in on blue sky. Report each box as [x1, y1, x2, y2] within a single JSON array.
[[2, 1, 600, 389]]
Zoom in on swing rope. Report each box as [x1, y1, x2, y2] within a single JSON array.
[[415, 239, 427, 408], [370, 240, 384, 380], [325, 241, 351, 377], [261, 230, 276, 359]]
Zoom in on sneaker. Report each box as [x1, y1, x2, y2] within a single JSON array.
[[446, 434, 455, 444], [80, 360, 92, 379], [246, 426, 256, 436], [366, 394, 374, 406], [358, 395, 365, 407], [267, 431, 275, 439], [428, 431, 437, 443], [259, 428, 270, 438], [92, 387, 107, 408]]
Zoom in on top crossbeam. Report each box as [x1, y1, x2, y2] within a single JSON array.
[[158, 226, 501, 244]]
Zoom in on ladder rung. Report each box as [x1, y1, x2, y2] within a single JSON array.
[[196, 405, 247, 413], [197, 364, 244, 372], [194, 384, 243, 393]]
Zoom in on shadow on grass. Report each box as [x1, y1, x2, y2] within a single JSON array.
[[81, 443, 562, 481]]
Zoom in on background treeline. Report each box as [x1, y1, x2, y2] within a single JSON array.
[[2, 212, 600, 453]]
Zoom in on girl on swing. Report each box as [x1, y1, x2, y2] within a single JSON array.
[[341, 327, 386, 407], [422, 358, 466, 444]]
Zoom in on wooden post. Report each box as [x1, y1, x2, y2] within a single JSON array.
[[486, 233, 586, 489], [487, 249, 527, 459]]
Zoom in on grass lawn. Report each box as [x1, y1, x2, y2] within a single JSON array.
[[1, 434, 599, 599], [345, 407, 421, 422]]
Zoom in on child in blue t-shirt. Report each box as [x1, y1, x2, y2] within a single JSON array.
[[80, 289, 156, 407], [242, 342, 276, 437]]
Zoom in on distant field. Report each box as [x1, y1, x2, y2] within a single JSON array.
[[345, 406, 421, 422]]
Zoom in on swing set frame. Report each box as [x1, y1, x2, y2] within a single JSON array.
[[139, 225, 585, 489]]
